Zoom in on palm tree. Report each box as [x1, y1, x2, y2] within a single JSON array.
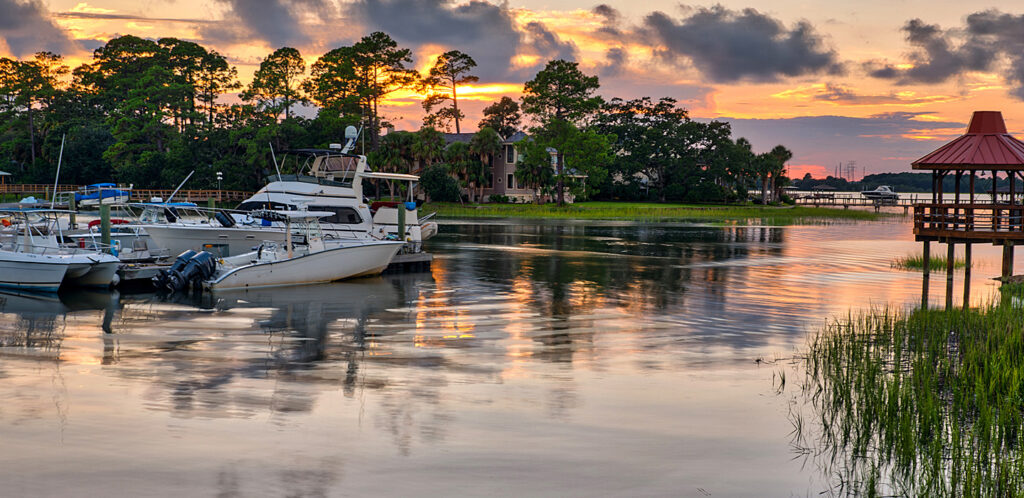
[[444, 141, 472, 203], [768, 145, 793, 202], [412, 127, 445, 172], [469, 127, 501, 202]]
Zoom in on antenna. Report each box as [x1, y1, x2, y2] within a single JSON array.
[[269, 142, 282, 181], [341, 125, 359, 154], [167, 170, 195, 202], [50, 134, 65, 209]]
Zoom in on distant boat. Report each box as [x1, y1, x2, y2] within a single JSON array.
[[861, 185, 899, 200], [75, 183, 132, 206]]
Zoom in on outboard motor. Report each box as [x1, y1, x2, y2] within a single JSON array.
[[214, 211, 236, 228], [164, 251, 217, 293], [152, 250, 196, 289]]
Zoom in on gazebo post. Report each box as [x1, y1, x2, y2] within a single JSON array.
[[1003, 241, 1015, 282], [946, 241, 955, 309]]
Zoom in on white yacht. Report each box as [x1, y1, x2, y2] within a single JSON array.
[[861, 185, 899, 200], [205, 211, 404, 290], [0, 208, 120, 290], [143, 145, 437, 257]]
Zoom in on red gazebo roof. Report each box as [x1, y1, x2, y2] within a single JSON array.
[[912, 111, 1024, 170]]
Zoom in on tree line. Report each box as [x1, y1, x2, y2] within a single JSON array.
[[0, 32, 794, 205]]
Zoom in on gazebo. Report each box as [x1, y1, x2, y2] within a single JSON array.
[[912, 110, 1024, 306]]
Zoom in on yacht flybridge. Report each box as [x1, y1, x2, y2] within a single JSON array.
[[236, 147, 437, 245]]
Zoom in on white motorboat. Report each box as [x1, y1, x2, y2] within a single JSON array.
[[235, 145, 438, 246], [0, 208, 121, 290], [205, 211, 404, 291], [861, 185, 899, 200]]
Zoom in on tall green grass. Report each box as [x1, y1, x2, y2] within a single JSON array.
[[430, 202, 882, 225], [891, 253, 966, 272], [798, 301, 1024, 495]]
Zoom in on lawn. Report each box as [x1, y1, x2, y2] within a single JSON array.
[[428, 201, 883, 224]]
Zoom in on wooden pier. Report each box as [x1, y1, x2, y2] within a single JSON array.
[[794, 194, 920, 212]]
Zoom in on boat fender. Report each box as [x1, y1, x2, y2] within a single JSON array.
[[257, 244, 263, 260]]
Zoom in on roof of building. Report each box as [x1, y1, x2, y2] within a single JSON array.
[[504, 131, 527, 143], [913, 111, 1024, 170], [442, 133, 475, 145]]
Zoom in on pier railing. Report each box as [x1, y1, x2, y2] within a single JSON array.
[[0, 184, 252, 203], [913, 203, 1024, 240]]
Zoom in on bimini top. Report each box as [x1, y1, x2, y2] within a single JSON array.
[[913, 111, 1024, 170]]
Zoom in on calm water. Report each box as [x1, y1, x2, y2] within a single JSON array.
[[0, 216, 1014, 496]]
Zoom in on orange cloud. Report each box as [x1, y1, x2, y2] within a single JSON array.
[[788, 164, 829, 179]]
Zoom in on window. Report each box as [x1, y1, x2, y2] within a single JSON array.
[[237, 201, 294, 211], [507, 174, 515, 189], [310, 206, 362, 224], [505, 145, 515, 163]]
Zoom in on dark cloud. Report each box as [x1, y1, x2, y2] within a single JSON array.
[[964, 10, 1024, 99], [599, 47, 627, 77], [869, 12, 1024, 99], [592, 4, 623, 37], [53, 11, 215, 24], [204, 0, 335, 48], [811, 83, 957, 106], [351, 0, 573, 80], [351, 0, 522, 80], [642, 6, 840, 82], [523, 21, 577, 63], [871, 19, 995, 84], [0, 0, 78, 57], [705, 113, 965, 174]]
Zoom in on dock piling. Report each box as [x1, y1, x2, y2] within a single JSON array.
[[946, 242, 955, 309], [922, 240, 931, 308], [100, 204, 111, 254], [963, 243, 972, 308], [1002, 241, 1015, 282]]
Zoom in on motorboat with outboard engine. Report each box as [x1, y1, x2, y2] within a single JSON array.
[[0, 208, 120, 290], [204, 210, 404, 291]]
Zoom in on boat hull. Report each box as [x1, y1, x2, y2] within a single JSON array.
[[0, 251, 70, 292], [142, 224, 288, 257], [208, 241, 403, 291]]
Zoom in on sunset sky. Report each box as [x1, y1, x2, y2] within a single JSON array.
[[4, 0, 1024, 178]]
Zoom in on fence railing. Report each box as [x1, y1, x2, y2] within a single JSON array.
[[0, 184, 252, 203], [913, 203, 1024, 238]]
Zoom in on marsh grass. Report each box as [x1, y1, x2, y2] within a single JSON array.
[[891, 254, 966, 272], [798, 302, 1024, 495], [431, 201, 882, 225]]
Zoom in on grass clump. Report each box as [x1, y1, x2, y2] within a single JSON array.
[[797, 302, 1024, 496], [430, 201, 882, 225], [891, 253, 966, 272]]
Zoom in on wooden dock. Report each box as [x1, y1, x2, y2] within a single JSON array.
[[793, 194, 921, 212]]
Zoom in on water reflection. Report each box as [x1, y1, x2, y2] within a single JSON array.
[[1, 217, 1020, 495]]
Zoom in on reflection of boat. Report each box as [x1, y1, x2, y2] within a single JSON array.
[[205, 211, 404, 291], [75, 183, 132, 206], [0, 287, 119, 314], [861, 185, 899, 200]]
